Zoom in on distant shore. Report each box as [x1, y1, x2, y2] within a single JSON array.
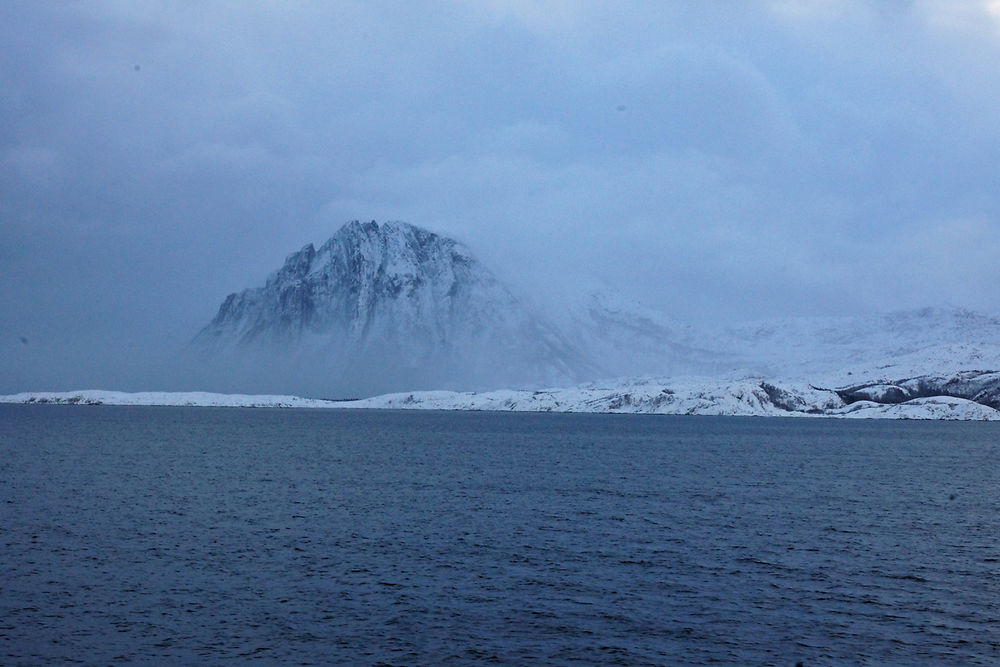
[[5, 378, 1000, 421]]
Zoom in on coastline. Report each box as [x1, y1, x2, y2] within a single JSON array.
[[5, 377, 1000, 420]]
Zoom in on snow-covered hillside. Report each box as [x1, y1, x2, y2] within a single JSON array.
[[720, 306, 1000, 384], [330, 370, 1000, 420]]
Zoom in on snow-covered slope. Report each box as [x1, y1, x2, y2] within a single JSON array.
[[720, 306, 1000, 384], [559, 290, 737, 378], [545, 291, 1000, 387], [193, 221, 595, 396]]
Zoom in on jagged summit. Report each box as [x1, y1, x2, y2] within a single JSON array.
[[201, 220, 482, 344], [193, 220, 593, 396]]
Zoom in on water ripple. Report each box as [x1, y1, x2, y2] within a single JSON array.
[[1, 405, 998, 664]]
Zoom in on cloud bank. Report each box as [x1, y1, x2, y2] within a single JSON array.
[[2, 1, 999, 392]]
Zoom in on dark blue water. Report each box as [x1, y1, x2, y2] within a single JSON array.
[[1, 406, 998, 665]]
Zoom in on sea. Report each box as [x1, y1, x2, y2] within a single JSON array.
[[1, 405, 998, 665]]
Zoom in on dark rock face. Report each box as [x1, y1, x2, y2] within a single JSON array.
[[193, 220, 594, 396], [760, 382, 826, 414], [836, 371, 1000, 410]]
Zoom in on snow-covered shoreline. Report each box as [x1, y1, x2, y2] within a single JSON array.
[[0, 390, 337, 409], [5, 373, 1000, 420]]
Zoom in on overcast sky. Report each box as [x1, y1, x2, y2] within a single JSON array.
[[3, 1, 1000, 392]]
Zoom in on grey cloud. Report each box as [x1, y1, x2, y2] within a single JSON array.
[[2, 1, 1000, 392]]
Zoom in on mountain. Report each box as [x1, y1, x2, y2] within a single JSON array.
[[192, 219, 1000, 404], [193, 220, 594, 396]]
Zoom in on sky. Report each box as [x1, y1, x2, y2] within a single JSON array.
[[3, 0, 1000, 392]]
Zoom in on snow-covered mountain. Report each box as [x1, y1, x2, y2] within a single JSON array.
[[557, 294, 1000, 386], [190, 219, 1000, 410], [193, 220, 595, 396]]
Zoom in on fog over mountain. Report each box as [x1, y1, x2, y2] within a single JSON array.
[[3, 3, 1000, 393], [189, 220, 757, 395], [190, 221, 595, 396], [185, 220, 1000, 399]]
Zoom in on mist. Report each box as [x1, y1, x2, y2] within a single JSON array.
[[3, 1, 1000, 393]]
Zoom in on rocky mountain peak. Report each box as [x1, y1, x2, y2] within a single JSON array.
[[193, 220, 592, 396]]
